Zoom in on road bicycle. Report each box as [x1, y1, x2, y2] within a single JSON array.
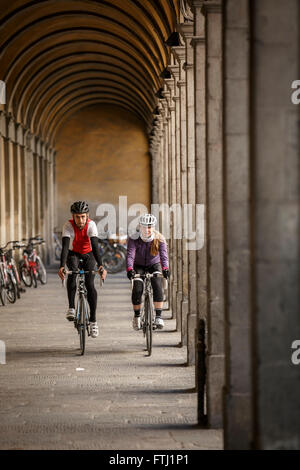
[[53, 232, 62, 261], [64, 264, 103, 355], [132, 272, 165, 357], [4, 241, 26, 300], [98, 238, 125, 274], [19, 236, 47, 288], [0, 243, 18, 305]]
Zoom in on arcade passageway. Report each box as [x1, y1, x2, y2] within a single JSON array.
[[0, 0, 300, 450]]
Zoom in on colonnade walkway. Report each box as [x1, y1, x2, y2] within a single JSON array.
[[0, 270, 222, 450]]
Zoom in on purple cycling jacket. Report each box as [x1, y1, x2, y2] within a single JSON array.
[[126, 236, 169, 271]]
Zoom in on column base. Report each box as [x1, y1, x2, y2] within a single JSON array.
[[207, 353, 225, 428], [181, 299, 189, 346], [187, 313, 197, 366]]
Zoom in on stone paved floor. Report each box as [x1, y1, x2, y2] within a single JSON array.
[[0, 269, 223, 450]]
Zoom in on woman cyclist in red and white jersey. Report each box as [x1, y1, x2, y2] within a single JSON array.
[[58, 201, 106, 338]]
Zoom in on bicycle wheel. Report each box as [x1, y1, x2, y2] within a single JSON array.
[[79, 297, 86, 356], [0, 286, 6, 306], [5, 272, 17, 303], [144, 294, 153, 357], [11, 266, 21, 299], [20, 262, 32, 287], [32, 271, 38, 288], [0, 274, 6, 306], [37, 258, 47, 284], [55, 244, 61, 261]]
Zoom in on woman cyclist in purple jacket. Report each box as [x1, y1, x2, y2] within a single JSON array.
[[126, 213, 169, 330]]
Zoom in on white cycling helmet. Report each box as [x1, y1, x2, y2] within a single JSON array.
[[139, 213, 157, 227]]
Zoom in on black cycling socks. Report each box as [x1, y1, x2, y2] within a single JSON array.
[[155, 309, 162, 317], [134, 309, 141, 317]]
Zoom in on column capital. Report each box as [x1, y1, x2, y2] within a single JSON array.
[[183, 62, 193, 71], [16, 123, 24, 146], [177, 80, 186, 89], [7, 115, 16, 142], [201, 1, 222, 15], [171, 45, 186, 64], [0, 110, 7, 138], [190, 35, 205, 48], [188, 0, 204, 9], [167, 64, 180, 79], [178, 22, 194, 41]]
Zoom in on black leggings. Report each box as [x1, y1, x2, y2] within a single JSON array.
[[67, 251, 97, 322], [131, 263, 164, 305]]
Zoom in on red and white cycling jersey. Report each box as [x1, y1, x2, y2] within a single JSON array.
[[62, 218, 98, 254]]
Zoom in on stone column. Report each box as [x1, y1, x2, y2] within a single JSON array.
[[161, 95, 170, 207], [15, 124, 24, 243], [169, 64, 183, 333], [251, 0, 300, 449], [25, 132, 35, 238], [0, 111, 7, 244], [19, 126, 27, 240], [172, 45, 189, 348], [53, 150, 58, 230], [202, 0, 225, 428], [221, 0, 253, 448], [48, 147, 55, 264], [164, 78, 177, 319], [33, 138, 41, 238], [156, 113, 164, 207], [180, 21, 198, 366], [190, 0, 208, 422], [6, 116, 15, 242]]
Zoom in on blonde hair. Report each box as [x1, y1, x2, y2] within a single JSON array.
[[150, 230, 167, 256]]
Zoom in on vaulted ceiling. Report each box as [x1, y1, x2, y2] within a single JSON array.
[[0, 0, 180, 146]]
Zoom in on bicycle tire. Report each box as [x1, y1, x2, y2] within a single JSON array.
[[55, 245, 61, 261], [144, 294, 153, 357], [37, 258, 47, 284], [11, 266, 21, 299], [6, 272, 17, 303], [20, 262, 32, 287], [32, 271, 38, 288], [0, 284, 6, 306], [102, 253, 124, 274], [79, 297, 86, 356]]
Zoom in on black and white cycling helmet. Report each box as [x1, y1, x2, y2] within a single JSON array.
[[139, 213, 157, 227], [70, 201, 89, 214]]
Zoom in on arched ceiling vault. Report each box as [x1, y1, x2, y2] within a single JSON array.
[[0, 0, 180, 147]]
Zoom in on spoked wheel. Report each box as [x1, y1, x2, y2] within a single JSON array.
[[32, 271, 38, 288], [102, 253, 124, 274], [78, 298, 87, 356], [11, 266, 21, 299], [144, 294, 153, 357], [20, 262, 32, 287], [37, 258, 47, 284], [0, 281, 6, 306], [5, 272, 17, 303]]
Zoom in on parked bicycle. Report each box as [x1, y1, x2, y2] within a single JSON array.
[[19, 236, 47, 288], [98, 238, 126, 274], [0, 242, 19, 305], [132, 272, 166, 356], [4, 241, 26, 300], [53, 232, 62, 261], [64, 263, 103, 355]]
